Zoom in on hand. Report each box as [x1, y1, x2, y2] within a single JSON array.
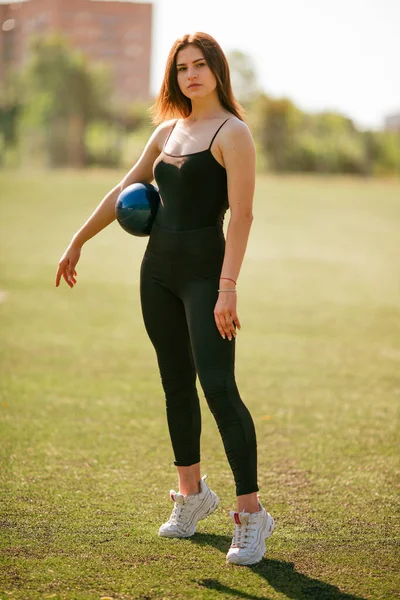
[[214, 289, 241, 341], [55, 243, 81, 289]]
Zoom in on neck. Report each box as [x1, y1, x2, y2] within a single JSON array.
[[187, 94, 225, 122]]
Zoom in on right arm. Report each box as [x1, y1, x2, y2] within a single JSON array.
[[55, 121, 173, 288]]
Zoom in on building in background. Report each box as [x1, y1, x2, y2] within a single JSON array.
[[0, 0, 152, 103], [384, 112, 400, 132]]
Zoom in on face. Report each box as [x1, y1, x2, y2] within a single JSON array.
[[176, 44, 217, 99]]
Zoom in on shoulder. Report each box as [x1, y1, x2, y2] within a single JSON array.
[[219, 117, 255, 152], [146, 119, 178, 153], [218, 116, 255, 163], [223, 116, 251, 133], [156, 118, 178, 133]]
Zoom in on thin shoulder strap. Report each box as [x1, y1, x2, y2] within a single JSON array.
[[209, 118, 230, 150], [163, 119, 178, 150]]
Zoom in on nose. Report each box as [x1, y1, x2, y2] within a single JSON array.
[[187, 66, 197, 80]]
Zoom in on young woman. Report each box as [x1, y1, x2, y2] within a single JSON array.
[[56, 32, 274, 566]]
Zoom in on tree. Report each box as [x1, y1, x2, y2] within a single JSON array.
[[226, 49, 260, 105], [253, 94, 304, 171], [20, 34, 112, 167], [363, 131, 400, 176]]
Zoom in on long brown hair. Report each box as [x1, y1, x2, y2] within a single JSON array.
[[150, 32, 244, 124]]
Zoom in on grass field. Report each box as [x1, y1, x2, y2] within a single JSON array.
[[0, 171, 399, 600]]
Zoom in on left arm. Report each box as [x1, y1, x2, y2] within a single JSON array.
[[214, 120, 256, 340]]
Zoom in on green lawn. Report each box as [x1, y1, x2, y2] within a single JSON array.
[[0, 171, 399, 600]]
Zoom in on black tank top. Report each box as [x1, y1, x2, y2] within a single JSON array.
[[153, 119, 230, 231]]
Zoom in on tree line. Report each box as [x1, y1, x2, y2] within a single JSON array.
[[1, 35, 399, 175]]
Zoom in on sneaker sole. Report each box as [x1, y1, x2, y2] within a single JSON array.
[[158, 493, 219, 539], [226, 513, 275, 566]]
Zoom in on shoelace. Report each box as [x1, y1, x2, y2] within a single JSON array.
[[169, 501, 190, 526], [231, 522, 257, 548]]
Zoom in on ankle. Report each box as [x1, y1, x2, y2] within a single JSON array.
[[237, 505, 260, 514], [237, 492, 260, 514], [176, 464, 201, 497], [179, 481, 201, 497]]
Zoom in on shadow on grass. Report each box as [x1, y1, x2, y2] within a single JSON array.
[[189, 533, 366, 600]]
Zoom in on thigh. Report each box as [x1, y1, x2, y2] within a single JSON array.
[[182, 274, 235, 377], [140, 254, 196, 375]]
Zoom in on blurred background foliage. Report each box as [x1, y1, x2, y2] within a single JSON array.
[[0, 34, 399, 175]]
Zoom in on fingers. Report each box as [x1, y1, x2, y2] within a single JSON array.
[[55, 261, 69, 288], [214, 313, 226, 339], [62, 271, 73, 288], [233, 315, 241, 330], [56, 259, 77, 288], [214, 311, 240, 341], [67, 265, 77, 284], [55, 265, 62, 287], [222, 313, 237, 340]]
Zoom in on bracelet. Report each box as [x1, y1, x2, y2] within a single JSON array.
[[220, 277, 237, 285], [218, 289, 237, 293]]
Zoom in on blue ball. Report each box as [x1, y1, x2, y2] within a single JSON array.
[[115, 182, 160, 237]]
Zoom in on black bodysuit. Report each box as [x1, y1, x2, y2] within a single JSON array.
[[153, 119, 229, 231], [139, 118, 258, 496]]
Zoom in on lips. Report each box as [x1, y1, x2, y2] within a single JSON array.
[[188, 84, 200, 88]]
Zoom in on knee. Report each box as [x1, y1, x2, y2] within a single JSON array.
[[160, 369, 196, 398], [199, 368, 227, 392], [157, 355, 196, 397], [199, 369, 238, 412]]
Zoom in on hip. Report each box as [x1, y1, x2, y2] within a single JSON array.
[[144, 222, 225, 264]]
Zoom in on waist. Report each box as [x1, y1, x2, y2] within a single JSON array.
[[145, 223, 225, 263]]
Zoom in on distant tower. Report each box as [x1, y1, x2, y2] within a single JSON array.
[[0, 0, 153, 103], [384, 112, 400, 132]]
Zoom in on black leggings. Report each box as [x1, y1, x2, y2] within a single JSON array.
[[139, 223, 258, 496]]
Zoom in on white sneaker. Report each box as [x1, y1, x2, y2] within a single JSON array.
[[226, 501, 275, 566], [158, 474, 219, 538]]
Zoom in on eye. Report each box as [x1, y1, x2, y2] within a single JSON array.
[[196, 62, 206, 68], [177, 66, 187, 71]]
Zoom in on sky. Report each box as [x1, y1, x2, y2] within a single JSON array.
[[146, 0, 400, 130], [4, 0, 398, 129]]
